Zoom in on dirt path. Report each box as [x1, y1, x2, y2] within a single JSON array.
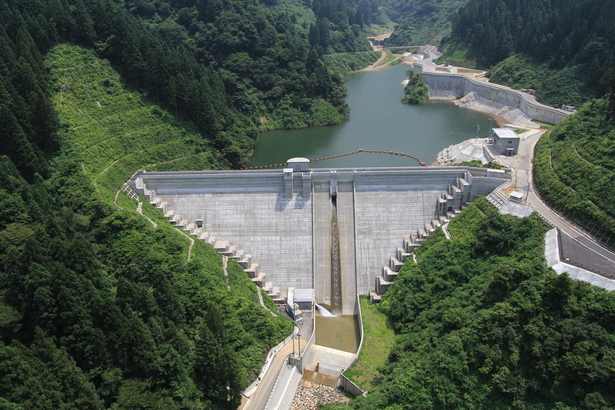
[[359, 50, 387, 72]]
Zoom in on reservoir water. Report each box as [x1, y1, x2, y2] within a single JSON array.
[[248, 63, 494, 168]]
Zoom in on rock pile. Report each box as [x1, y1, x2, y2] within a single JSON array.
[[290, 381, 350, 409]]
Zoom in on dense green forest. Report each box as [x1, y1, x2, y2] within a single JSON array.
[[401, 70, 428, 103], [0, 0, 303, 408], [384, 0, 468, 46], [325, 200, 615, 409], [442, 0, 615, 107], [3, 0, 615, 408], [118, 0, 377, 129]]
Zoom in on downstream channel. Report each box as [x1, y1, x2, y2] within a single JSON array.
[[248, 63, 495, 168]]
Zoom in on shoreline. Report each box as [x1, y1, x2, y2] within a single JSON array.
[[424, 98, 509, 128]]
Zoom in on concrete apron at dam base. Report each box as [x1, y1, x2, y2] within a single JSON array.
[[129, 159, 510, 379]]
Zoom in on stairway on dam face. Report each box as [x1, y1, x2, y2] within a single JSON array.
[[129, 166, 510, 307], [129, 164, 512, 390], [369, 174, 476, 301]]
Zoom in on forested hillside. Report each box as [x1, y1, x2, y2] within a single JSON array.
[[0, 0, 302, 408], [533, 94, 615, 249], [444, 0, 615, 106], [325, 200, 615, 409], [118, 0, 376, 129], [383, 0, 468, 46]]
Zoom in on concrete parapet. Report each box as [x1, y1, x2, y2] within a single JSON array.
[[403, 238, 418, 253], [238, 254, 252, 269], [230, 249, 243, 261], [284, 168, 294, 200], [245, 263, 260, 278], [397, 248, 411, 262], [545, 229, 615, 291], [339, 374, 367, 397], [302, 173, 312, 198], [214, 240, 230, 253], [375, 275, 392, 294], [251, 272, 266, 287]]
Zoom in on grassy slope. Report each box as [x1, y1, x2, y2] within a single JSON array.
[[384, 0, 468, 46], [48, 43, 293, 375], [48, 44, 222, 202], [271, 0, 315, 28], [486, 55, 595, 108], [534, 99, 615, 248], [343, 296, 395, 391], [324, 51, 382, 75]]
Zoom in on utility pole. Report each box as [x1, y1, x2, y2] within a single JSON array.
[[489, 117, 493, 138], [476, 124, 480, 142]]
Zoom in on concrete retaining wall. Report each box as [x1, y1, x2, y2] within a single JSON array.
[[413, 69, 570, 125], [545, 229, 615, 291], [290, 306, 316, 371], [339, 374, 366, 397], [338, 294, 367, 396]]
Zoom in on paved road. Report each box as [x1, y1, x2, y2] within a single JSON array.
[[243, 342, 294, 410], [242, 337, 307, 410], [498, 130, 615, 274], [413, 44, 615, 272]]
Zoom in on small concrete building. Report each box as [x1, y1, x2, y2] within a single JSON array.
[[491, 128, 520, 156], [287, 288, 314, 319]]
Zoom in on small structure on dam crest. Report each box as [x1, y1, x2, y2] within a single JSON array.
[[128, 160, 510, 310]]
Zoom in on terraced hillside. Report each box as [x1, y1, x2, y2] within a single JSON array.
[[49, 44, 224, 201], [533, 99, 615, 248]]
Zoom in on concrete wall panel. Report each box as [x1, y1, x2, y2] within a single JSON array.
[[132, 167, 509, 297], [421, 72, 570, 124]]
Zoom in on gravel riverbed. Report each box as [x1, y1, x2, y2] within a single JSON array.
[[289, 381, 350, 409]]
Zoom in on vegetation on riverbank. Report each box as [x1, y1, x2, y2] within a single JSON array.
[[533, 98, 615, 249], [342, 296, 395, 391], [119, 0, 377, 133], [486, 56, 596, 108], [401, 71, 429, 104], [325, 199, 615, 409], [324, 52, 382, 75]]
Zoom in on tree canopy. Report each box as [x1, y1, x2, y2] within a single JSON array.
[[327, 200, 615, 409]]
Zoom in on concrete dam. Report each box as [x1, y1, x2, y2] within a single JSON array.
[[128, 159, 510, 314]]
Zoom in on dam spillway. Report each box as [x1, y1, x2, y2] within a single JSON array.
[[129, 160, 510, 313]]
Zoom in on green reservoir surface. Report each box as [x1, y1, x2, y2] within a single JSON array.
[[249, 63, 494, 168]]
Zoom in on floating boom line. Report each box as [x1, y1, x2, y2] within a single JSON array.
[[241, 149, 426, 169]]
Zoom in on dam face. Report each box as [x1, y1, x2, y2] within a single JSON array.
[[129, 161, 509, 314]]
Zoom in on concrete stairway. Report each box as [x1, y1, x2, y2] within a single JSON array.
[[485, 185, 510, 210], [370, 176, 471, 302], [146, 194, 286, 304]]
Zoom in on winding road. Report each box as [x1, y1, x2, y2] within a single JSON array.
[[499, 131, 615, 277]]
